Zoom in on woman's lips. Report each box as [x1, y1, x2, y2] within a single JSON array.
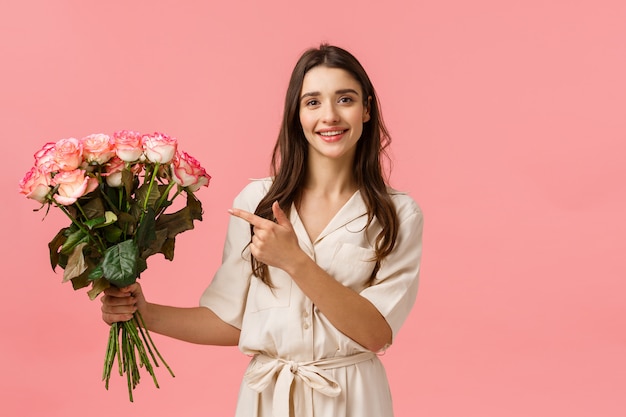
[[317, 129, 347, 143]]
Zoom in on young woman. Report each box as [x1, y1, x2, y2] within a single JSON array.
[[102, 44, 423, 417]]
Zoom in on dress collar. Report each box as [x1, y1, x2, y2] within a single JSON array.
[[290, 190, 368, 250]]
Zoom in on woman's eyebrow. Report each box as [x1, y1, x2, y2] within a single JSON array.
[[335, 88, 360, 96], [300, 91, 320, 100], [300, 88, 360, 101]]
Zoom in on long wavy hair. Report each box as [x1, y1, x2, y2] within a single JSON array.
[[252, 44, 399, 286]]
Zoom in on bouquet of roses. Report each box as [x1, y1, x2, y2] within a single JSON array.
[[19, 130, 210, 401]]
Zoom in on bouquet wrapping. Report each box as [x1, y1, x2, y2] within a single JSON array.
[[19, 130, 211, 401]]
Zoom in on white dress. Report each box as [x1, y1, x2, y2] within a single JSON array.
[[200, 179, 423, 417]]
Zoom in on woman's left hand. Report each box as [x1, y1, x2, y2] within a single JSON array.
[[229, 201, 305, 271]]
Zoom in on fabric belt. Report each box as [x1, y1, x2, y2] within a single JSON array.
[[244, 351, 376, 417]]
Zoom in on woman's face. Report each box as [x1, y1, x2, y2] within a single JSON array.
[[299, 66, 370, 165]]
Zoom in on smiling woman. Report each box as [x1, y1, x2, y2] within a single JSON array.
[[101, 44, 423, 417]]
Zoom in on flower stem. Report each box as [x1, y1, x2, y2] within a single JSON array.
[[154, 180, 176, 213], [98, 183, 120, 215], [136, 310, 175, 377], [101, 311, 173, 402], [103, 323, 116, 388], [73, 200, 89, 219], [121, 329, 134, 402], [140, 163, 160, 220], [115, 323, 122, 376]]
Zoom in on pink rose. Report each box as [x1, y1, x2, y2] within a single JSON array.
[[54, 138, 83, 171], [113, 130, 144, 162], [81, 133, 115, 165], [34, 142, 59, 174], [102, 157, 143, 187], [52, 169, 99, 206], [102, 156, 126, 187], [19, 167, 51, 203], [142, 132, 177, 164], [171, 151, 211, 192]]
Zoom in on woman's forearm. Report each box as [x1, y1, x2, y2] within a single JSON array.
[[286, 253, 392, 352], [142, 304, 240, 346]]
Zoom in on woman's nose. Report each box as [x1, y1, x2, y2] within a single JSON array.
[[321, 103, 340, 123]]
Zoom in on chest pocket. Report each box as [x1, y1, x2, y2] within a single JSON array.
[[247, 268, 292, 312], [328, 243, 377, 292]]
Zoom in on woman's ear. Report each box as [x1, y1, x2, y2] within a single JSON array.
[[363, 96, 372, 122]]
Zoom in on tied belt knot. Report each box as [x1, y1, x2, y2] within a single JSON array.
[[244, 351, 376, 417], [288, 360, 299, 374]]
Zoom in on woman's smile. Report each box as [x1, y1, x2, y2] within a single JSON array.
[[317, 128, 349, 142]]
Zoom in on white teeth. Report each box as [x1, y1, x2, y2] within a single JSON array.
[[319, 130, 344, 136]]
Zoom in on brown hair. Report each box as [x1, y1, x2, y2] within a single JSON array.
[[252, 44, 399, 285]]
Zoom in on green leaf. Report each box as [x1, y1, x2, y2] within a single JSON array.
[[102, 240, 139, 288], [117, 212, 137, 236], [58, 253, 68, 269], [161, 238, 175, 261], [155, 184, 173, 210], [157, 183, 170, 194], [61, 229, 90, 255], [48, 228, 69, 271], [154, 194, 203, 240], [84, 216, 106, 230], [141, 229, 168, 259], [87, 277, 110, 300], [65, 222, 79, 234], [88, 264, 104, 281], [136, 182, 161, 211], [130, 201, 143, 221], [70, 272, 90, 290], [105, 184, 121, 210], [122, 169, 134, 198], [65, 205, 78, 219], [83, 197, 105, 220], [63, 242, 88, 283], [103, 224, 124, 243], [135, 207, 157, 252], [155, 209, 193, 238], [137, 257, 148, 275], [102, 211, 118, 226], [186, 192, 204, 221], [84, 211, 118, 230], [148, 193, 202, 261]]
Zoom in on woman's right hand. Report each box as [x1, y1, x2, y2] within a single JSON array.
[[101, 282, 146, 325]]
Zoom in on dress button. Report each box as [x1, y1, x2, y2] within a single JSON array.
[[303, 322, 310, 330], [303, 310, 309, 317]]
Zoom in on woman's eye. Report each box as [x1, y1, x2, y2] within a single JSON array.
[[339, 97, 353, 104], [306, 100, 319, 106]]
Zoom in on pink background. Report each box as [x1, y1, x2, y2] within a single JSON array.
[[2, 0, 625, 416]]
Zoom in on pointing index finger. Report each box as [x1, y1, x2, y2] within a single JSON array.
[[228, 208, 265, 226]]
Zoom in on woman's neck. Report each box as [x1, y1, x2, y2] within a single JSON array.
[[303, 155, 358, 197]]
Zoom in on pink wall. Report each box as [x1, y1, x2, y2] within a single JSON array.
[[2, 0, 625, 416]]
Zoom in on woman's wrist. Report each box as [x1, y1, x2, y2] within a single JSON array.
[[137, 302, 155, 330], [284, 250, 314, 279]]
